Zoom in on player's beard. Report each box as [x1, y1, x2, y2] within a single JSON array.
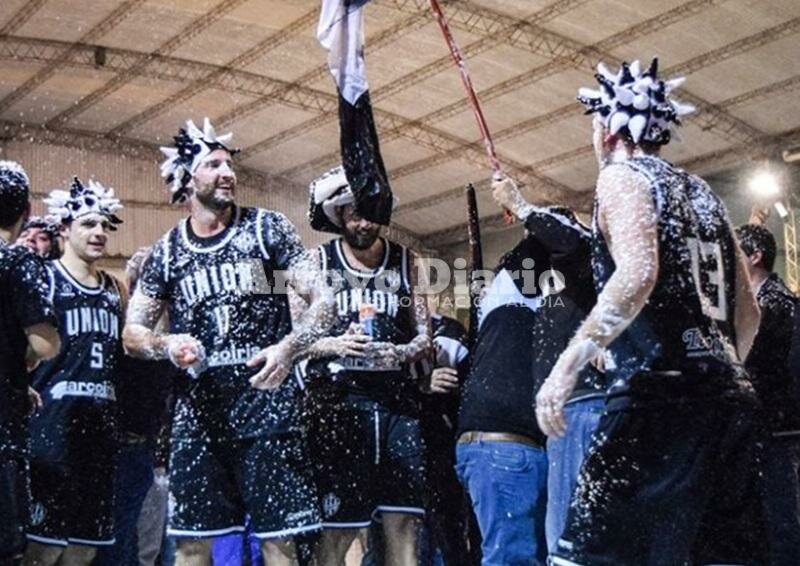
[[195, 182, 234, 212], [343, 225, 380, 250]]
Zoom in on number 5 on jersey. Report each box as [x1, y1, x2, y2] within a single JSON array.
[[91, 342, 104, 369]]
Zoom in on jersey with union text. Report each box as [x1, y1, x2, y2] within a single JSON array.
[[29, 260, 123, 463], [137, 206, 307, 441], [308, 237, 417, 409], [592, 155, 745, 395]]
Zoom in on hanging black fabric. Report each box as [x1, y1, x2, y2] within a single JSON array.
[[338, 89, 394, 226]]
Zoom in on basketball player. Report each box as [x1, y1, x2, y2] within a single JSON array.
[[123, 119, 333, 566], [0, 160, 60, 565], [24, 177, 125, 566], [537, 59, 764, 565], [303, 166, 431, 566]]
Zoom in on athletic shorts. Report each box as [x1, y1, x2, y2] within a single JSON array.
[[308, 401, 426, 528], [167, 433, 321, 540], [0, 454, 29, 560], [27, 457, 116, 548], [551, 393, 767, 566]]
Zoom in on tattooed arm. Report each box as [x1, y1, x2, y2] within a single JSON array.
[[365, 250, 432, 368], [123, 290, 204, 368], [249, 238, 336, 391], [536, 164, 659, 437]]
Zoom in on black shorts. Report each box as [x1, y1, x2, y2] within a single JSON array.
[[27, 457, 116, 548], [551, 393, 766, 566], [308, 401, 426, 528], [167, 433, 321, 539], [0, 454, 29, 560]]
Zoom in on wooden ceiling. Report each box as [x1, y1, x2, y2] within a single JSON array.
[[1, 0, 799, 248]]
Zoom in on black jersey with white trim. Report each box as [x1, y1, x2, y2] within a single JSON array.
[[29, 261, 123, 462], [0, 242, 56, 456], [592, 156, 745, 396], [138, 206, 307, 440], [308, 237, 416, 409]]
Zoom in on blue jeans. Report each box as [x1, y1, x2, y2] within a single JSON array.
[[456, 440, 548, 566], [544, 397, 604, 553], [95, 443, 154, 566]]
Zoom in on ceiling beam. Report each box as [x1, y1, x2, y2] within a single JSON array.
[[420, 126, 800, 248], [393, 72, 800, 217], [0, 0, 49, 35], [212, 4, 436, 133], [368, 3, 796, 183], [245, 0, 589, 163], [0, 119, 433, 252], [280, 0, 749, 182], [0, 119, 300, 196], [107, 6, 321, 137], [44, 0, 251, 129], [0, 0, 146, 115]]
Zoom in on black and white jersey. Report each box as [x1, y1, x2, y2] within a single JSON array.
[[593, 155, 743, 392], [138, 206, 307, 441], [308, 237, 416, 407], [0, 242, 56, 456], [29, 260, 123, 462]]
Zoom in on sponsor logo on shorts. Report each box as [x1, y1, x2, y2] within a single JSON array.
[[286, 509, 315, 523], [30, 502, 45, 526], [322, 493, 341, 518], [51, 380, 116, 401]]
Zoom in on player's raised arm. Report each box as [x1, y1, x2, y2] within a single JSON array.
[[732, 238, 761, 360]]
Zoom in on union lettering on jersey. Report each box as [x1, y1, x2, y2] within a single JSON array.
[[311, 237, 415, 377], [137, 206, 308, 440], [29, 260, 123, 460]]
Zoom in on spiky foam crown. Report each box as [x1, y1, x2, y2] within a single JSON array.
[[577, 58, 695, 145], [44, 177, 123, 230], [159, 118, 238, 203]]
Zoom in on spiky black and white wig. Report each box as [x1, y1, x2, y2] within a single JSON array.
[[44, 177, 123, 230], [159, 118, 239, 204], [577, 58, 695, 146]]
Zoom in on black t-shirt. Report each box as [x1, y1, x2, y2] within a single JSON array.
[[0, 241, 55, 456], [458, 211, 604, 441], [746, 273, 798, 432], [523, 205, 603, 403], [138, 206, 307, 441]]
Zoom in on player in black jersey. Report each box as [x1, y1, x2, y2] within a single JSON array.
[[0, 161, 60, 565], [535, 59, 764, 566], [123, 119, 334, 566], [303, 167, 431, 566], [24, 177, 126, 566]]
